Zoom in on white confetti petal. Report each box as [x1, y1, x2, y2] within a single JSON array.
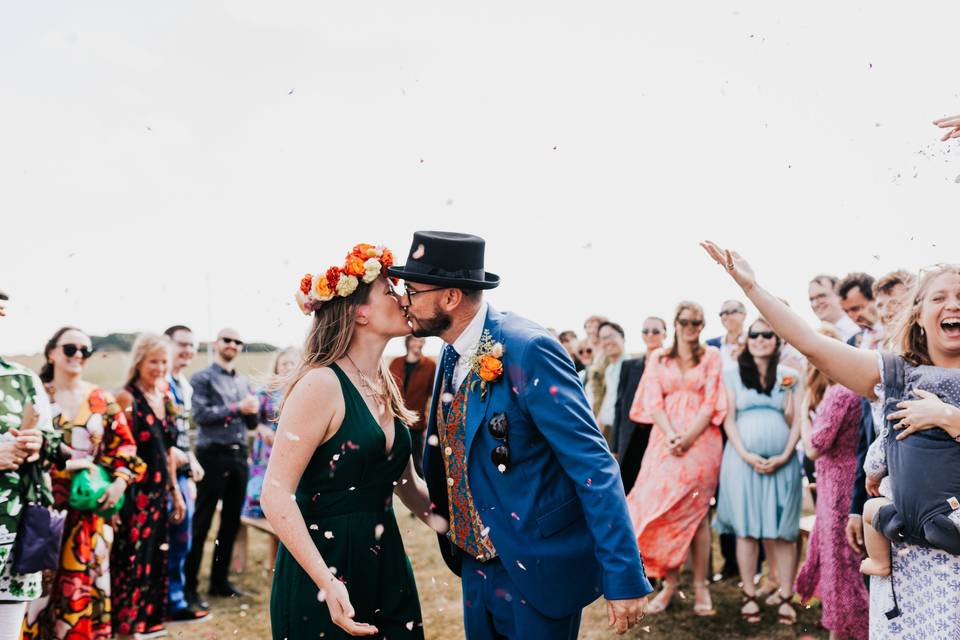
[[374, 524, 385, 540], [284, 432, 301, 441], [324, 531, 334, 539], [428, 435, 439, 446]]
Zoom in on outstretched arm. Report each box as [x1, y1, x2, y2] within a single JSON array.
[[700, 241, 879, 398]]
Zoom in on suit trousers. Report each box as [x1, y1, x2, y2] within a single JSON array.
[[461, 556, 582, 640], [185, 448, 249, 592]]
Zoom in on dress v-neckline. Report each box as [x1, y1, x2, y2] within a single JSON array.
[[334, 363, 397, 457]]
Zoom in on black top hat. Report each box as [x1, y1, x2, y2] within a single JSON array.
[[388, 231, 500, 290]]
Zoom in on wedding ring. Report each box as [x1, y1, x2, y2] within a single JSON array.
[[726, 263, 734, 270]]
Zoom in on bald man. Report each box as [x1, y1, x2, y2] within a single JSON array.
[[184, 328, 260, 607]]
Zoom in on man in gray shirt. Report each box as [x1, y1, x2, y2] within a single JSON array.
[[184, 328, 259, 606]]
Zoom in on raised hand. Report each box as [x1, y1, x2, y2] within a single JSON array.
[[933, 114, 960, 141], [700, 241, 756, 292]]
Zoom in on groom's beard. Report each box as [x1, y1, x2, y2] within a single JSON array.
[[409, 307, 452, 338]]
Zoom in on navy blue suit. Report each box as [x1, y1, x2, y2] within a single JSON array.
[[423, 306, 652, 638]]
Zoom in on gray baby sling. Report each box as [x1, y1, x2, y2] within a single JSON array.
[[877, 352, 960, 555]]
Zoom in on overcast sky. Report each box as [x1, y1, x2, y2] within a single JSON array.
[[2, 1, 958, 358]]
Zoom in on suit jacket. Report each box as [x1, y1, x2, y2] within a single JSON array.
[[611, 356, 647, 457], [423, 306, 653, 618], [388, 356, 436, 432]]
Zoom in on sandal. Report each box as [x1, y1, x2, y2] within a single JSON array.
[[693, 584, 717, 617], [644, 587, 674, 615], [768, 593, 797, 626], [740, 593, 762, 624]]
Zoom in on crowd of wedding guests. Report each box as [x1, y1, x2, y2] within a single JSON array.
[[0, 256, 957, 640], [0, 292, 297, 639], [546, 265, 950, 640]]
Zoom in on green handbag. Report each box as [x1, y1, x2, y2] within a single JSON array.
[[69, 466, 125, 518]]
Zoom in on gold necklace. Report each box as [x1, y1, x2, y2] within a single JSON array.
[[345, 354, 386, 403]]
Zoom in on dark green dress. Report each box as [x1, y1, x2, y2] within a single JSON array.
[[271, 364, 424, 639]]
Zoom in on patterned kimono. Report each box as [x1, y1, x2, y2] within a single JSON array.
[[0, 359, 59, 601], [22, 383, 146, 640]]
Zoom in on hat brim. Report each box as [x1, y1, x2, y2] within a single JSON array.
[[387, 265, 500, 290]]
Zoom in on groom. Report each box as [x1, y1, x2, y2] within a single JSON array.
[[388, 231, 651, 639]]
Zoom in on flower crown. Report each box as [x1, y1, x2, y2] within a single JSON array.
[[295, 243, 395, 315]]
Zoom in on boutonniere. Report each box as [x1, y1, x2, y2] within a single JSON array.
[[779, 375, 797, 392], [467, 330, 504, 400]]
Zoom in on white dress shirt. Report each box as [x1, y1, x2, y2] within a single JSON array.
[[449, 301, 489, 390]]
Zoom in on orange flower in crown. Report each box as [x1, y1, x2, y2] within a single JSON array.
[[295, 243, 395, 315]]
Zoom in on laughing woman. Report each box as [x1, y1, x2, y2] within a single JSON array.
[[262, 244, 442, 640]]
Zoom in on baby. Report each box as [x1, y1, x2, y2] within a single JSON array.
[[859, 355, 960, 577]]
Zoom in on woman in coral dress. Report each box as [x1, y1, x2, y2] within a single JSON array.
[[626, 301, 727, 616]]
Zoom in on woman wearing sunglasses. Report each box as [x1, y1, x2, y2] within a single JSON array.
[[23, 327, 146, 640], [713, 319, 803, 625], [626, 301, 728, 617]]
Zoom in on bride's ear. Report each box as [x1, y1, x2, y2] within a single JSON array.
[[355, 305, 371, 326]]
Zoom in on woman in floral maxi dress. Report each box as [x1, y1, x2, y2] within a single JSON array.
[[23, 327, 145, 640]]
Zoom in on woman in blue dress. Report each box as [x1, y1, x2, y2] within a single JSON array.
[[714, 318, 803, 626]]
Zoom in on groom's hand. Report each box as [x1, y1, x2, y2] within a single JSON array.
[[606, 597, 646, 635]]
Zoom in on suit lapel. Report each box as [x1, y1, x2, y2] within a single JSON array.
[[464, 307, 504, 457]]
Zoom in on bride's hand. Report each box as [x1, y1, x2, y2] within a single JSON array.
[[700, 241, 757, 292], [321, 576, 379, 636]]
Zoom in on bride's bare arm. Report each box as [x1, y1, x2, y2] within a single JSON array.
[[261, 368, 343, 589], [701, 241, 879, 398]]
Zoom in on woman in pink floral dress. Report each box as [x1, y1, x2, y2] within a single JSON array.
[[627, 301, 727, 616], [795, 330, 869, 640]]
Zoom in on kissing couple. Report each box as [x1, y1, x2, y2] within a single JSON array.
[[262, 231, 652, 639]]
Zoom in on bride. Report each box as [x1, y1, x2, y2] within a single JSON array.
[[262, 243, 443, 639]]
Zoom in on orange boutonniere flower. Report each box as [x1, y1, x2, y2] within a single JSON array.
[[478, 355, 503, 382], [467, 331, 504, 400], [780, 375, 797, 392]]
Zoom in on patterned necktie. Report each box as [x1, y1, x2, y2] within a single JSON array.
[[440, 344, 460, 418]]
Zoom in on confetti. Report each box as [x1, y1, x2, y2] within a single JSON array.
[[309, 524, 319, 531], [441, 393, 454, 404], [497, 464, 507, 473], [428, 435, 439, 446], [406, 622, 415, 631], [549, 386, 558, 396], [317, 589, 327, 602], [374, 524, 385, 540], [586, 478, 592, 487], [324, 531, 334, 539], [516, 560, 527, 570], [412, 244, 426, 259], [332, 454, 340, 461], [510, 512, 520, 521], [284, 432, 301, 441]]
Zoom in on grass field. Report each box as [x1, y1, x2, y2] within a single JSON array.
[[6, 351, 829, 639]]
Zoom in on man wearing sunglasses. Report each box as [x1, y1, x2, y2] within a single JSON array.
[[706, 299, 748, 368], [184, 328, 260, 607], [388, 231, 652, 639]]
